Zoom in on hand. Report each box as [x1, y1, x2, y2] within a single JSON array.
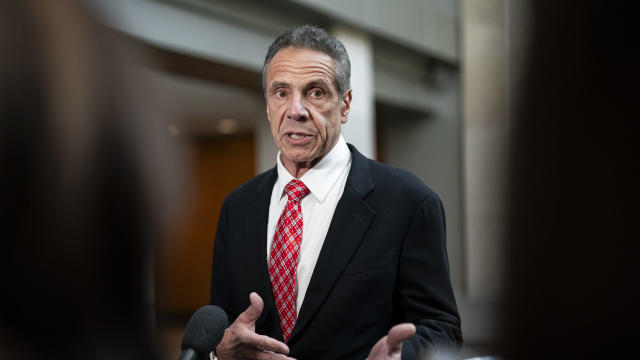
[[215, 292, 296, 360], [366, 323, 416, 360]]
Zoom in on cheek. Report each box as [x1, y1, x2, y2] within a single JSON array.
[[325, 111, 342, 134], [267, 107, 283, 133], [313, 106, 336, 134]]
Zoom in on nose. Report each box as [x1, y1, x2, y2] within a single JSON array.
[[286, 94, 309, 121]]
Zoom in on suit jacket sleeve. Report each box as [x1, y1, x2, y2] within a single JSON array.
[[399, 193, 463, 357]]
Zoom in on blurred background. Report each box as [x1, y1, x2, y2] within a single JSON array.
[[5, 0, 639, 358], [0, 0, 543, 358], [80, 0, 525, 358]]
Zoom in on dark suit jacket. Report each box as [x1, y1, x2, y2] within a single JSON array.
[[210, 144, 462, 359]]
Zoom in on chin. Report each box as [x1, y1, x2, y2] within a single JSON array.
[[283, 151, 317, 164], [288, 154, 314, 163]]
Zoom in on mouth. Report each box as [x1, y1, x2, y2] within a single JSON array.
[[284, 131, 313, 145]]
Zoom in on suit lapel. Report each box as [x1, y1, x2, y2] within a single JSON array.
[[244, 168, 283, 339], [290, 145, 375, 341]]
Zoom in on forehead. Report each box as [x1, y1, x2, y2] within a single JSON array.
[[266, 47, 335, 86]]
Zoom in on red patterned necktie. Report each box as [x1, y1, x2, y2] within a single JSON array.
[[269, 179, 310, 342]]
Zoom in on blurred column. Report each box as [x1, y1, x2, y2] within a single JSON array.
[[332, 25, 376, 159], [463, 0, 508, 303], [460, 0, 532, 355]]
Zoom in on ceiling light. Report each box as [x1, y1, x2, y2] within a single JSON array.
[[217, 118, 238, 135]]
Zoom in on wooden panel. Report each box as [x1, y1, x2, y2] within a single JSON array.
[[156, 135, 256, 314]]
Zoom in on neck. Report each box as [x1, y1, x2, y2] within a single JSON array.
[[283, 158, 316, 178]]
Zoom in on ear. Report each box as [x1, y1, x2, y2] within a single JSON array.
[[266, 105, 271, 122], [340, 89, 353, 124]]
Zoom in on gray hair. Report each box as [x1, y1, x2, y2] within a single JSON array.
[[262, 25, 351, 98]]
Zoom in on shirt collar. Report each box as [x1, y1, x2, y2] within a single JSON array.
[[275, 135, 351, 203]]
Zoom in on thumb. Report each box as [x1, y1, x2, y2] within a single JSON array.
[[386, 323, 416, 353], [237, 292, 264, 325]]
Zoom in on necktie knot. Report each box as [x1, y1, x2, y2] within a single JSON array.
[[285, 179, 310, 202]]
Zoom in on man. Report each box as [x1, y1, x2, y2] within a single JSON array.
[[210, 25, 462, 360]]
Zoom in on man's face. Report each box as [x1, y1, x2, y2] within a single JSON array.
[[265, 47, 351, 174]]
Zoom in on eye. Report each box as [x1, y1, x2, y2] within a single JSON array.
[[274, 90, 287, 98], [309, 88, 324, 98]]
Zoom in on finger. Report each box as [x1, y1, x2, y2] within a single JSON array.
[[366, 335, 388, 360], [237, 292, 264, 324], [245, 332, 290, 355], [386, 323, 416, 352]]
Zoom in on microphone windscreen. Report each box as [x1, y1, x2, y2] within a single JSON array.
[[181, 305, 229, 357]]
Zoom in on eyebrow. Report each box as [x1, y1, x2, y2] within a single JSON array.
[[268, 79, 334, 93], [268, 81, 290, 93], [305, 80, 332, 91]]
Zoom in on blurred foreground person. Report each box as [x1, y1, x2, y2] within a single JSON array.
[[0, 0, 179, 359], [503, 1, 639, 358]]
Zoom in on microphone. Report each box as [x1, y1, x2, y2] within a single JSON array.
[[179, 305, 229, 360]]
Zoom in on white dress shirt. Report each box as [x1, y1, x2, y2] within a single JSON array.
[[267, 135, 352, 314]]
